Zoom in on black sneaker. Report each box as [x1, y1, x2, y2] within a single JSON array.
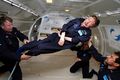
[[90, 69, 98, 76], [84, 69, 98, 78], [70, 61, 81, 73]]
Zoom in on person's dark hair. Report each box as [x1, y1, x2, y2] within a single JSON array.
[[114, 51, 120, 64], [0, 16, 13, 26], [91, 15, 100, 27]]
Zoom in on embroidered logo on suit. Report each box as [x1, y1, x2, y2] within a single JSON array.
[[78, 30, 87, 36]]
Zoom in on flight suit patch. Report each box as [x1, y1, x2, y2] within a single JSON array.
[[78, 30, 87, 36]]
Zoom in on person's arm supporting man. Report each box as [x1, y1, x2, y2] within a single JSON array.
[[13, 27, 30, 44], [88, 41, 106, 63], [12, 27, 31, 60]]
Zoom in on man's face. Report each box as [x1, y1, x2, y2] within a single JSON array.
[[106, 53, 119, 66], [82, 17, 96, 28], [2, 20, 13, 32]]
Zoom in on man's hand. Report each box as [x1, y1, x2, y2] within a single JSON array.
[[58, 38, 65, 46], [76, 58, 82, 61], [23, 39, 30, 44], [21, 54, 31, 60], [58, 32, 65, 46]]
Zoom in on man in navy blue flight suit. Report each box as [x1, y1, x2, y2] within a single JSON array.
[[89, 41, 120, 80], [16, 15, 100, 57], [0, 16, 29, 80], [70, 41, 97, 78]]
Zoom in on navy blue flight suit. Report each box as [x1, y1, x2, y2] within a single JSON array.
[[16, 18, 91, 56], [90, 45, 120, 80], [0, 27, 28, 80], [70, 44, 97, 78]]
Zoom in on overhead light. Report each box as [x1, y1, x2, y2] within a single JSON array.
[[94, 8, 120, 17], [106, 11, 112, 15], [46, 0, 53, 3], [106, 9, 120, 15], [65, 9, 70, 12]]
